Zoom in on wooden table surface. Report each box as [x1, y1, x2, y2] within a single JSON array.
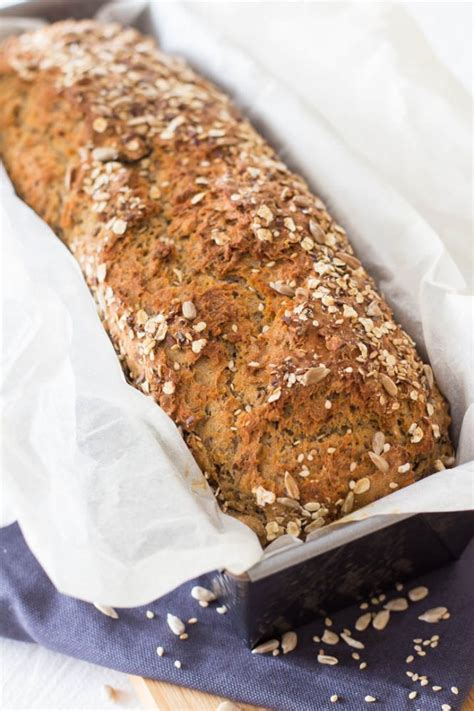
[[130, 676, 474, 711]]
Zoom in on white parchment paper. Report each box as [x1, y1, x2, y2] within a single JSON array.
[[1, 1, 472, 607]]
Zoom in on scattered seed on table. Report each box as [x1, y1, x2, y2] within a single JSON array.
[[252, 639, 279, 654], [191, 585, 216, 603], [418, 607, 448, 623], [325, 617, 333, 627], [156, 646, 164, 657], [199, 600, 209, 608], [174, 660, 182, 669], [355, 613, 372, 631], [451, 687, 459, 695], [272, 649, 280, 656], [364, 695, 376, 703], [322, 629, 339, 645], [441, 705, 452, 711], [408, 586, 429, 602], [281, 631, 298, 654], [179, 633, 188, 640], [359, 662, 368, 670], [406, 655, 414, 663], [146, 610, 155, 619], [330, 694, 339, 703], [167, 614, 186, 635], [216, 605, 227, 614], [352, 652, 360, 660], [187, 618, 198, 624], [317, 654, 339, 666], [93, 603, 119, 619], [408, 691, 418, 700], [432, 686, 442, 691], [360, 602, 369, 610], [341, 632, 364, 649], [372, 610, 390, 630], [384, 597, 408, 612]]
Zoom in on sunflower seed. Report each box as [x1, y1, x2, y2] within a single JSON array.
[[281, 631, 298, 654], [182, 301, 197, 320], [355, 613, 372, 631], [93, 603, 119, 619], [340, 632, 364, 649], [322, 629, 339, 645], [300, 365, 330, 386], [252, 639, 279, 654], [380, 373, 398, 396], [384, 598, 408, 612], [191, 192, 206, 205], [372, 432, 385, 455], [309, 219, 326, 243], [408, 586, 429, 602], [418, 607, 448, 623], [353, 477, 371, 495], [423, 364, 434, 389], [341, 491, 354, 515], [284, 471, 300, 499], [191, 586, 216, 603], [167, 613, 185, 635], [92, 146, 118, 161], [317, 654, 339, 665], [269, 281, 295, 296], [368, 452, 389, 474], [372, 610, 390, 630]]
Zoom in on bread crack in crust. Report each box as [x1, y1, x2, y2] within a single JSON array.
[[0, 21, 454, 544]]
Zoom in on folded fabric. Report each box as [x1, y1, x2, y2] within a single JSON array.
[[1, 523, 472, 711]]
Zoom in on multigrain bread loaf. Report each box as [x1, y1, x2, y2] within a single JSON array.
[[0, 21, 454, 544]]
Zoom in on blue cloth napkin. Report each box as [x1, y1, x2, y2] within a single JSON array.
[[1, 523, 472, 710]]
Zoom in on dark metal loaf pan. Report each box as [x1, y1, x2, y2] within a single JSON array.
[[215, 510, 473, 647]]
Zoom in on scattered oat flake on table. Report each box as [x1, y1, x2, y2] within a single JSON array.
[[93, 603, 119, 619]]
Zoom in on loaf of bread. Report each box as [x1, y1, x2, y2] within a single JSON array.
[[0, 21, 454, 544]]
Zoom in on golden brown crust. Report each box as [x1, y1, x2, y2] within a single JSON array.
[[0, 21, 454, 544]]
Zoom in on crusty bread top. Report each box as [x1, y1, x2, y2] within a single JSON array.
[[0, 21, 454, 543]]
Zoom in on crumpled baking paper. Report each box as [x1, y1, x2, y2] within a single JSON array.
[[1, 0, 472, 606]]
